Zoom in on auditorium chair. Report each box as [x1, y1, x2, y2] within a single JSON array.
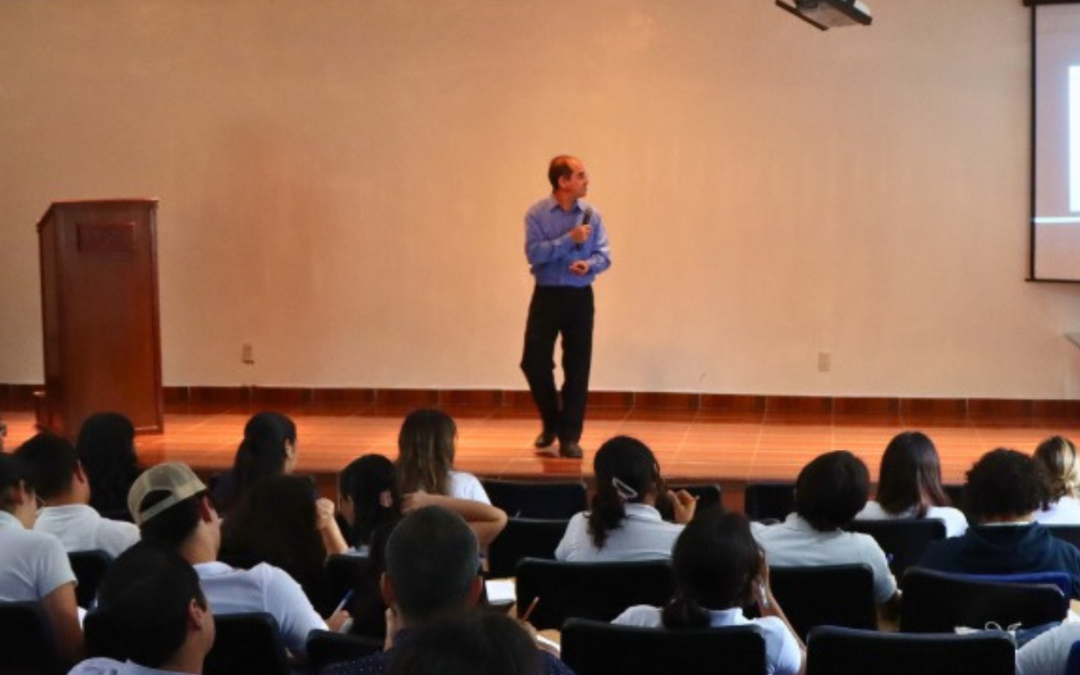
[[513, 558, 674, 630], [843, 518, 946, 576], [806, 625, 1014, 675], [0, 601, 61, 675], [481, 479, 588, 519], [767, 564, 877, 640], [486, 517, 568, 578], [561, 619, 767, 675], [68, 549, 112, 608], [900, 567, 1068, 633], [203, 612, 290, 675], [743, 481, 794, 522]]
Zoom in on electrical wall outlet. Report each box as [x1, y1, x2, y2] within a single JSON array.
[[817, 351, 831, 372], [242, 343, 254, 364]]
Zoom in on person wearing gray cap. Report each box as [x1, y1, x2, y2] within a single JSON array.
[[128, 462, 347, 659]]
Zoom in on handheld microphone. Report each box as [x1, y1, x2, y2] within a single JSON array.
[[576, 208, 593, 250]]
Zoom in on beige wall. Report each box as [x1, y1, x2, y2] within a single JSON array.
[[2, 0, 1080, 398]]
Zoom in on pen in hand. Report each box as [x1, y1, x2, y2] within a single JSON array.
[[520, 596, 540, 623]]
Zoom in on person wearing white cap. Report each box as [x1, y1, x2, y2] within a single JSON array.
[[127, 462, 348, 659]]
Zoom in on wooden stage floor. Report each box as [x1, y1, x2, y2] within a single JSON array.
[[5, 403, 1080, 505]]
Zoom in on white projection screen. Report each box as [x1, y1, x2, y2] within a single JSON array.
[[1032, 1, 1080, 281]]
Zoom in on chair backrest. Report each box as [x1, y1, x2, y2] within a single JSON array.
[[481, 479, 588, 519], [843, 519, 946, 577], [744, 482, 794, 521], [561, 618, 767, 675], [203, 612, 290, 675], [960, 570, 1072, 598], [768, 564, 877, 640], [68, 549, 112, 608], [943, 484, 966, 512], [0, 601, 60, 675], [487, 518, 568, 578], [1046, 525, 1080, 551], [305, 630, 382, 674], [900, 567, 1068, 633], [514, 558, 675, 630], [324, 553, 371, 604], [806, 625, 1015, 675]]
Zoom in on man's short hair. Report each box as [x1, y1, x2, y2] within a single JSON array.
[[794, 450, 870, 531], [384, 506, 479, 624], [13, 432, 78, 501], [89, 541, 208, 668], [965, 448, 1050, 520], [548, 155, 576, 191]]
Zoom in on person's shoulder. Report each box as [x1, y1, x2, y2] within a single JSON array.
[[526, 197, 557, 216]]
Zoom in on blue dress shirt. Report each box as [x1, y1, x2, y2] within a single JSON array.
[[525, 197, 611, 287]]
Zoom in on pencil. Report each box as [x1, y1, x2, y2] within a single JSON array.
[[521, 596, 540, 622]]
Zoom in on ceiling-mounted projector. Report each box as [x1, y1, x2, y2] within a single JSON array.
[[776, 0, 873, 30]]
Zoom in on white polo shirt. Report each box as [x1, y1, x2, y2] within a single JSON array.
[[855, 500, 969, 537], [35, 504, 140, 558], [751, 513, 897, 604], [194, 561, 327, 657], [614, 605, 802, 675], [448, 471, 491, 504], [0, 510, 77, 602], [1035, 496, 1080, 525], [555, 503, 683, 562]]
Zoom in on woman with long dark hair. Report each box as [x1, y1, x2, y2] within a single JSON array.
[[213, 411, 298, 513], [77, 412, 140, 518], [613, 510, 804, 675], [855, 430, 967, 536], [555, 435, 696, 561]]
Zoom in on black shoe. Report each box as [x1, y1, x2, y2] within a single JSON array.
[[559, 441, 583, 459], [534, 431, 557, 449]]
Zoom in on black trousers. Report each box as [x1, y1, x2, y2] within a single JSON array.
[[520, 285, 594, 444]]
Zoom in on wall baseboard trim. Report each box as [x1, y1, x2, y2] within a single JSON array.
[[1, 383, 1078, 419]]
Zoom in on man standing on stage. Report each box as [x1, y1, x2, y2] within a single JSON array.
[[521, 155, 611, 459]]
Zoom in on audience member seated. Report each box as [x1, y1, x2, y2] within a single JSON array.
[[14, 432, 139, 557], [0, 453, 82, 666], [72, 542, 214, 675], [339, 454, 403, 557], [387, 608, 543, 675], [396, 409, 491, 504], [129, 462, 345, 657], [855, 431, 968, 537], [1032, 436, 1080, 525], [917, 448, 1080, 598], [613, 509, 804, 675], [751, 450, 900, 621], [1015, 620, 1080, 675], [556, 436, 696, 562], [323, 505, 574, 675], [337, 454, 507, 641], [212, 411, 299, 513], [77, 412, 141, 519], [219, 473, 348, 615]]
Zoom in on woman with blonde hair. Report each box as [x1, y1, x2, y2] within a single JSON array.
[[1033, 436, 1080, 524]]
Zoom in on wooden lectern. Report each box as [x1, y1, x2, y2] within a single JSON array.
[[36, 199, 164, 437]]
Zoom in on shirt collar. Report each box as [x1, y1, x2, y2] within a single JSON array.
[[545, 196, 582, 214], [0, 510, 25, 530], [623, 503, 664, 522]]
